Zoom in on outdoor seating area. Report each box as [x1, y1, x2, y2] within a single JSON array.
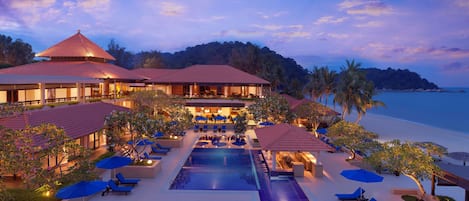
[[195, 133, 249, 148], [193, 124, 229, 133], [335, 187, 365, 200]]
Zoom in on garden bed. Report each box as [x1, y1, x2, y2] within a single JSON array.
[[115, 160, 161, 178]]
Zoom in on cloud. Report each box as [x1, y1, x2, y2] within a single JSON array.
[[159, 2, 185, 16], [187, 16, 225, 23], [256, 11, 287, 19], [273, 31, 311, 38], [0, 16, 22, 30], [314, 16, 347, 25], [252, 24, 303, 31], [9, 0, 56, 9], [339, 0, 393, 16], [455, 0, 469, 9], [216, 30, 266, 38], [327, 33, 349, 39], [355, 20, 383, 27], [77, 0, 110, 13]]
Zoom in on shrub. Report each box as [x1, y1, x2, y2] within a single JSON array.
[[6, 189, 59, 201]]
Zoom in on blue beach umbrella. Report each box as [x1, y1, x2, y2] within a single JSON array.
[[215, 115, 226, 121], [195, 116, 208, 121], [340, 169, 383, 199], [96, 156, 132, 179], [56, 180, 107, 200], [96, 156, 132, 169], [127, 139, 154, 146], [316, 128, 327, 135], [259, 121, 274, 126], [153, 131, 164, 138]]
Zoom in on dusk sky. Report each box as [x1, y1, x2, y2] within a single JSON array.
[[1, 0, 469, 87]]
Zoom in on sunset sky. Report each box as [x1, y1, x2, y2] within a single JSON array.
[[1, 0, 469, 86]]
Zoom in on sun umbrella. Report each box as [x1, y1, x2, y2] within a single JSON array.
[[195, 116, 207, 121], [153, 131, 164, 138], [56, 180, 107, 200], [316, 128, 327, 135], [127, 139, 154, 146], [259, 121, 274, 126], [215, 115, 226, 121], [340, 169, 383, 199], [96, 156, 132, 179]]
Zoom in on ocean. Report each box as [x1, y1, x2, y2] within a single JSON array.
[[364, 88, 469, 135]]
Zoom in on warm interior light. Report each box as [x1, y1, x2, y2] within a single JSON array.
[[174, 136, 178, 139], [45, 191, 50, 197], [147, 160, 153, 165]]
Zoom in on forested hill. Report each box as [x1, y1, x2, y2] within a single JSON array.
[[362, 68, 439, 90], [129, 41, 309, 97]]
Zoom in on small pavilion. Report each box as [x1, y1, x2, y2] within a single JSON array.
[[255, 123, 333, 176]]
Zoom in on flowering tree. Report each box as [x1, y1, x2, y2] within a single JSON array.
[[327, 120, 379, 160], [248, 93, 293, 123], [233, 113, 248, 134], [366, 140, 442, 199]]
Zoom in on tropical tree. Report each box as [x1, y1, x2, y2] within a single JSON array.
[[327, 121, 379, 160], [248, 93, 293, 123], [106, 39, 134, 69], [319, 67, 337, 105], [233, 113, 247, 134], [294, 101, 330, 133], [0, 34, 35, 66], [366, 140, 443, 200], [334, 59, 383, 122], [304, 66, 324, 101]]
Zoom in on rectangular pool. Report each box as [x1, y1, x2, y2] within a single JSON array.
[[170, 148, 258, 190]]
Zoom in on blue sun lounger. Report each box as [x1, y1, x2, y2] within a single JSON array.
[[156, 143, 171, 151], [335, 187, 365, 200], [141, 152, 162, 160], [151, 146, 169, 155], [107, 179, 133, 195], [213, 125, 218, 132], [116, 173, 140, 185]]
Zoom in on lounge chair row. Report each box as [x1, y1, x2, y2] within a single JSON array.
[[103, 173, 141, 196], [193, 125, 227, 133]]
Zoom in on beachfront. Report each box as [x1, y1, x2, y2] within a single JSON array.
[[87, 118, 468, 201]]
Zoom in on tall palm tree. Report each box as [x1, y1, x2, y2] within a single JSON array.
[[319, 66, 337, 105], [334, 59, 383, 121], [304, 66, 325, 101], [355, 81, 385, 123]]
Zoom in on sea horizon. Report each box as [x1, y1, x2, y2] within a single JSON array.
[[321, 87, 469, 135]]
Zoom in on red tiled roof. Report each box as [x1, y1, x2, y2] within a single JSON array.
[[36, 31, 115, 61], [255, 123, 333, 152], [280, 94, 339, 115], [136, 65, 270, 85], [0, 61, 145, 80], [131, 68, 177, 82], [0, 102, 129, 140]]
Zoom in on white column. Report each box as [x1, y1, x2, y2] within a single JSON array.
[[272, 151, 277, 171], [39, 83, 45, 105], [260, 85, 263, 97], [76, 82, 82, 103], [189, 85, 193, 98], [224, 86, 228, 97]]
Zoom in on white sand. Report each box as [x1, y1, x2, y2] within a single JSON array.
[[344, 112, 469, 153]]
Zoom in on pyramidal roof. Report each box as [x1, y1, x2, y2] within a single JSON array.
[[36, 30, 115, 61]]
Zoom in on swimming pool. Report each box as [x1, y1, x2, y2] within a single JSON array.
[[170, 148, 259, 190]]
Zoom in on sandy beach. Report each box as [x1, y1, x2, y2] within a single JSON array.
[[345, 112, 469, 153]]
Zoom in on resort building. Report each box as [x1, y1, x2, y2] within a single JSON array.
[[0, 102, 128, 168], [0, 31, 145, 105]]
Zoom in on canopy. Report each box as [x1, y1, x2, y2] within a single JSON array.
[[254, 123, 333, 152], [259, 121, 274, 126], [95, 156, 132, 169], [340, 169, 384, 183], [56, 180, 107, 200]]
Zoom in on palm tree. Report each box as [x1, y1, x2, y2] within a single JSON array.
[[355, 82, 385, 123], [319, 66, 337, 105], [304, 66, 325, 101], [334, 59, 384, 122]]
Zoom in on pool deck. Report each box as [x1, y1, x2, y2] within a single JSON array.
[[86, 129, 466, 201]]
